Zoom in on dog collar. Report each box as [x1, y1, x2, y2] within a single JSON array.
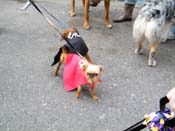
[[98, 79, 102, 83], [89, 79, 102, 89], [90, 82, 95, 89]]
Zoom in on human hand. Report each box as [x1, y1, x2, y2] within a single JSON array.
[[167, 87, 175, 112]]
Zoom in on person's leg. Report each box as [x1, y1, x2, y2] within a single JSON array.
[[113, 0, 136, 23], [168, 25, 175, 40]]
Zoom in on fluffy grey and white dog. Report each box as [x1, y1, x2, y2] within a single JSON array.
[[133, 0, 175, 67]]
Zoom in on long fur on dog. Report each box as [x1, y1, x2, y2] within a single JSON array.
[[133, 0, 175, 67]]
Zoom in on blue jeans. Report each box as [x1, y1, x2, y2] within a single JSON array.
[[169, 26, 175, 39], [125, 0, 144, 5], [171, 26, 175, 35], [125, 0, 137, 5]]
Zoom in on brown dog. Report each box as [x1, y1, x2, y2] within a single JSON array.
[[52, 28, 103, 100], [52, 28, 92, 76], [77, 59, 103, 100], [70, 0, 112, 30]]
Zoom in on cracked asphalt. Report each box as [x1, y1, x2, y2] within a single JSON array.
[[0, 0, 175, 131]]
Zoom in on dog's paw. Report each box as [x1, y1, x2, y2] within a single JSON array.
[[92, 95, 99, 101], [148, 58, 156, 67], [83, 25, 91, 30], [54, 72, 58, 77], [83, 22, 91, 30], [76, 92, 81, 98], [106, 24, 112, 29], [135, 48, 143, 55], [70, 12, 76, 17]]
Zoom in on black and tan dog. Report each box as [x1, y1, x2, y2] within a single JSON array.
[[52, 28, 91, 76], [70, 0, 112, 30], [133, 0, 175, 67], [51, 28, 103, 100]]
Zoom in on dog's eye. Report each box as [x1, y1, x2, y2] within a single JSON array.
[[87, 73, 98, 76]]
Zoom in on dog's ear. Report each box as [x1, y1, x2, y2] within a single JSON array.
[[79, 60, 88, 72], [72, 28, 80, 34], [98, 65, 104, 73], [62, 30, 70, 40], [61, 28, 79, 40], [97, 65, 103, 80], [82, 64, 88, 72]]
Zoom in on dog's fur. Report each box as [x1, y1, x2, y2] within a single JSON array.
[[70, 0, 112, 30], [52, 28, 103, 100], [77, 59, 103, 100], [133, 0, 175, 67]]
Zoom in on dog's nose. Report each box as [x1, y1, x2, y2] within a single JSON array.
[[89, 0, 101, 7], [89, 2, 98, 7]]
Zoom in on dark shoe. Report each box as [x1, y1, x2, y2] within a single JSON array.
[[113, 3, 134, 23], [113, 16, 132, 23]]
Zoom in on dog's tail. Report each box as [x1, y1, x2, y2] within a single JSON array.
[[51, 47, 62, 66]]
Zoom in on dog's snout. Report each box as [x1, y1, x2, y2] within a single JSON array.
[[89, 0, 101, 7], [89, 2, 98, 7], [87, 73, 98, 78]]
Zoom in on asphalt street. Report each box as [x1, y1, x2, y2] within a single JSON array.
[[0, 0, 175, 131]]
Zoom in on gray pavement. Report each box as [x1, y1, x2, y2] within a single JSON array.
[[0, 0, 175, 131]]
